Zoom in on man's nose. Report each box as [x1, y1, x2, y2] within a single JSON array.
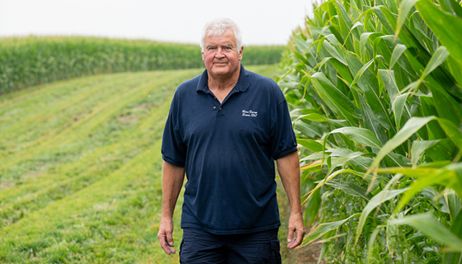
[[214, 47, 226, 57]]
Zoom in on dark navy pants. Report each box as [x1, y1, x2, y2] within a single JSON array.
[[180, 228, 281, 264]]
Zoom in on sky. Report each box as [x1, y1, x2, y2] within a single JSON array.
[[0, 0, 312, 45]]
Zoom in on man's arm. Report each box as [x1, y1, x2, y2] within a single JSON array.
[[158, 161, 185, 255], [276, 151, 305, 249]]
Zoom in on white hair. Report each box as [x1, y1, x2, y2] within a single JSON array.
[[200, 18, 243, 51]]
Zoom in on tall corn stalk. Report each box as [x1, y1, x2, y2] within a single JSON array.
[[279, 0, 462, 262]]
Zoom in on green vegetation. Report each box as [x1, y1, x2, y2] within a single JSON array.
[[0, 65, 279, 263], [279, 0, 462, 262], [0, 36, 283, 93]]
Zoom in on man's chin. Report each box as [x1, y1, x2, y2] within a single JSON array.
[[212, 65, 228, 70], [211, 68, 230, 75]]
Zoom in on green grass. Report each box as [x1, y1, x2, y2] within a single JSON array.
[[0, 64, 280, 263]]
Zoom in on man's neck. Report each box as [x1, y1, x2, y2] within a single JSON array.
[[208, 67, 241, 92]]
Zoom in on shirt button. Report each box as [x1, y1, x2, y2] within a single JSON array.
[[213, 106, 217, 110]]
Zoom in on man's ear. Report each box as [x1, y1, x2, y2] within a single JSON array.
[[239, 47, 244, 61]]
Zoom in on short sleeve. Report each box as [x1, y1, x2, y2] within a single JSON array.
[[161, 92, 186, 166], [270, 93, 298, 160]]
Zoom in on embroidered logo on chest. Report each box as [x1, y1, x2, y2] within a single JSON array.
[[242, 110, 258, 117]]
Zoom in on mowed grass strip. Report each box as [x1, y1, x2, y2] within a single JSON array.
[[0, 92, 176, 228], [0, 74, 143, 147], [0, 70, 196, 228], [0, 65, 278, 263], [0, 70, 198, 178]]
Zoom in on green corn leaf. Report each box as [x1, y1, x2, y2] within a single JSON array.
[[298, 138, 324, 152], [375, 5, 397, 33], [427, 78, 462, 124], [395, 168, 451, 212], [325, 179, 369, 200], [303, 169, 347, 204], [302, 214, 359, 246], [420, 46, 449, 81], [350, 57, 376, 89], [390, 44, 407, 69], [369, 116, 435, 171], [378, 69, 400, 103], [444, 189, 462, 221], [410, 140, 440, 166], [347, 22, 364, 44], [358, 99, 388, 145], [402, 79, 421, 93], [439, 0, 462, 16], [389, 213, 462, 252], [416, 0, 462, 66], [395, 0, 418, 39], [303, 168, 364, 205], [374, 163, 462, 212], [360, 32, 380, 57], [392, 92, 409, 129], [330, 127, 382, 148], [295, 119, 322, 138], [355, 188, 407, 244], [311, 72, 358, 123], [304, 188, 321, 225], [447, 57, 462, 91], [437, 118, 462, 149], [298, 113, 329, 122], [367, 226, 384, 262], [301, 152, 324, 163], [329, 148, 365, 170], [419, 96, 448, 139], [323, 39, 347, 65], [443, 210, 462, 263]]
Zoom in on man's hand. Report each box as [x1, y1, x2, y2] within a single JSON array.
[[158, 161, 185, 255], [287, 211, 305, 249], [276, 152, 305, 249], [158, 217, 176, 254]]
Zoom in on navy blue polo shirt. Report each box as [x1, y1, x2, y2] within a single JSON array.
[[161, 65, 297, 235]]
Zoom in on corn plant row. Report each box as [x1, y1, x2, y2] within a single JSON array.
[[0, 36, 283, 93], [278, 0, 462, 262]]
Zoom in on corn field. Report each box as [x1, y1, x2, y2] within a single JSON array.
[[279, 0, 462, 262], [0, 36, 283, 94]]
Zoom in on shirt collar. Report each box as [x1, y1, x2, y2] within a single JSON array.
[[196, 65, 250, 94]]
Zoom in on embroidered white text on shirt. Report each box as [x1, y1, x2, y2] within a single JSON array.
[[242, 110, 258, 117]]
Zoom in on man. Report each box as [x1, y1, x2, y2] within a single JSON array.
[[158, 18, 304, 263]]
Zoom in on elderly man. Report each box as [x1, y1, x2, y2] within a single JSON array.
[[158, 18, 304, 263]]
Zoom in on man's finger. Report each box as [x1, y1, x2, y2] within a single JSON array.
[[158, 234, 170, 254], [295, 227, 304, 246], [287, 227, 295, 247], [158, 233, 176, 255], [166, 230, 174, 247], [287, 227, 304, 249]]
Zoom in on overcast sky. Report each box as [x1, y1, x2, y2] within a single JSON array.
[[0, 0, 312, 45]]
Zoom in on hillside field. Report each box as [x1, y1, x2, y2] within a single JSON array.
[[0, 65, 292, 263]]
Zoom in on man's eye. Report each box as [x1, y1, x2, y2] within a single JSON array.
[[207, 46, 217, 51]]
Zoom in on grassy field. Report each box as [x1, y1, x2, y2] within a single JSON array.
[[0, 65, 283, 263]]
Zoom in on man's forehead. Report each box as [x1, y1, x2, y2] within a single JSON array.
[[204, 31, 237, 43], [204, 40, 237, 48], [205, 40, 235, 47]]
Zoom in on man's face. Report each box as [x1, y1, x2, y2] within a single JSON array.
[[202, 30, 243, 79]]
